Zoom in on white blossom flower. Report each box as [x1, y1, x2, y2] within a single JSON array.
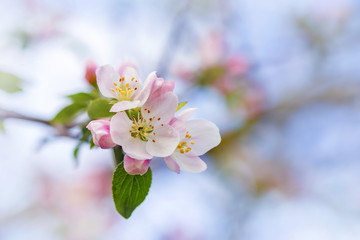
[[96, 64, 156, 112], [164, 108, 221, 173], [110, 92, 180, 160]]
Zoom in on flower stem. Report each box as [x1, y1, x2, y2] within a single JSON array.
[[0, 108, 77, 138]]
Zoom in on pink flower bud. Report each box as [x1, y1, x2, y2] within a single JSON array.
[[85, 60, 98, 87], [124, 154, 150, 175], [147, 76, 175, 101], [86, 119, 116, 149]]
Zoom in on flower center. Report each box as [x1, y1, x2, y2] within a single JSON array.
[[130, 121, 153, 142], [177, 131, 195, 154], [128, 109, 155, 142], [111, 77, 138, 101]]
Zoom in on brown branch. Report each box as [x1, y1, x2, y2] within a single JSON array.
[[0, 108, 77, 138]]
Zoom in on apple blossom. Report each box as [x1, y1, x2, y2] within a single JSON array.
[[124, 154, 150, 175], [110, 92, 180, 160], [96, 64, 157, 112], [164, 108, 221, 173], [86, 119, 116, 149]]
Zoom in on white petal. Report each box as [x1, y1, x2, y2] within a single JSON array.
[[163, 156, 180, 174], [109, 112, 133, 145], [185, 119, 221, 156], [96, 65, 120, 98], [110, 112, 152, 160], [142, 92, 178, 126], [171, 152, 207, 173], [169, 108, 198, 138], [124, 138, 153, 160], [176, 108, 197, 122], [135, 71, 157, 105], [123, 67, 141, 85], [122, 67, 143, 97], [146, 125, 179, 157], [110, 100, 140, 112]]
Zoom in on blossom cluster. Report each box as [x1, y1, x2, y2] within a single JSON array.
[[87, 64, 221, 175]]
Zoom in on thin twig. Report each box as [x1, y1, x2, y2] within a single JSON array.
[[0, 108, 51, 125], [0, 108, 77, 138]]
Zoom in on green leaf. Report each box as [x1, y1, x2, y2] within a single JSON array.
[[73, 125, 93, 162], [90, 138, 95, 149], [87, 98, 115, 120], [51, 103, 87, 124], [67, 92, 95, 105], [113, 146, 124, 166], [112, 163, 152, 219], [73, 143, 82, 165], [79, 124, 91, 142], [176, 102, 188, 111], [0, 72, 23, 93]]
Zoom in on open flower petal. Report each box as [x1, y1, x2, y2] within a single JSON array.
[[123, 137, 152, 160], [110, 112, 133, 145], [171, 152, 207, 173], [148, 78, 175, 101], [135, 71, 157, 105], [110, 112, 152, 160], [142, 92, 178, 125], [176, 108, 197, 122], [164, 156, 180, 174], [96, 64, 120, 98], [185, 119, 221, 156], [123, 67, 143, 94], [169, 108, 198, 138], [110, 100, 140, 112], [146, 125, 179, 157]]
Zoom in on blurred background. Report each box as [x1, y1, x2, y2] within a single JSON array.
[[1, 0, 360, 239]]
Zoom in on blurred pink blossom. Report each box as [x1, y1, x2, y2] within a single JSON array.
[[85, 60, 98, 87]]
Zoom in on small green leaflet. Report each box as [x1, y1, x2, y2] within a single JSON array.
[[67, 92, 96, 105], [51, 103, 87, 124], [113, 146, 124, 166], [73, 125, 93, 163], [89, 138, 95, 149], [176, 102, 188, 111], [73, 142, 82, 165], [87, 98, 115, 120], [0, 72, 23, 93], [112, 162, 152, 219]]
